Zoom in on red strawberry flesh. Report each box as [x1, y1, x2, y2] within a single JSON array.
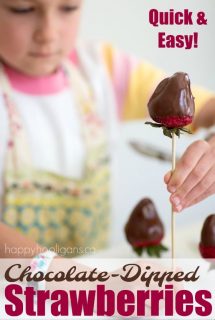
[[199, 243, 215, 259], [132, 235, 163, 248], [153, 115, 193, 128], [199, 214, 215, 259]]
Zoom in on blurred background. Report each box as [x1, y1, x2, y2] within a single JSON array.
[[80, 0, 215, 90], [79, 0, 215, 246]]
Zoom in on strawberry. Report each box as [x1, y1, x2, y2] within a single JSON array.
[[146, 72, 195, 138], [199, 214, 215, 259], [124, 198, 168, 257]]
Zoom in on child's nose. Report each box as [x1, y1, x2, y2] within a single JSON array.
[[33, 13, 58, 44]]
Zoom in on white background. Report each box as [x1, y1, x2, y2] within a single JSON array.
[[80, 0, 215, 90], [80, 0, 215, 247]]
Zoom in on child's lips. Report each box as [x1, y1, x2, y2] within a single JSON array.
[[29, 52, 59, 58]]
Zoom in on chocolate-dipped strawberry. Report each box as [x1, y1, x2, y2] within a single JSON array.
[[199, 214, 215, 259], [124, 198, 168, 257], [146, 72, 195, 138]]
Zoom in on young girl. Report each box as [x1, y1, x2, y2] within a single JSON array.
[[0, 0, 215, 260]]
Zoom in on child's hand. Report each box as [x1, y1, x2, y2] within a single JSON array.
[[164, 138, 215, 212]]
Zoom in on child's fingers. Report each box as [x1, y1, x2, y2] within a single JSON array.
[[173, 164, 215, 211], [184, 181, 215, 209], [166, 140, 209, 193], [164, 171, 171, 184], [170, 149, 215, 210]]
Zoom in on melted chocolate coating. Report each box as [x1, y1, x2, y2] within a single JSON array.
[[124, 198, 164, 247], [147, 72, 195, 128], [200, 214, 215, 247]]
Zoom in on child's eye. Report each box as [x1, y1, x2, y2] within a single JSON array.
[[60, 5, 79, 13], [8, 7, 34, 14]]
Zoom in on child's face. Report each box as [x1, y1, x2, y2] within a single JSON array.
[[0, 0, 82, 76]]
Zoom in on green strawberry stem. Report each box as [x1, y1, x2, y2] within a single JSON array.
[[133, 243, 168, 257], [145, 121, 191, 139]]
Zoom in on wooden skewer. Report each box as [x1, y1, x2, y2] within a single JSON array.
[[171, 132, 176, 260]]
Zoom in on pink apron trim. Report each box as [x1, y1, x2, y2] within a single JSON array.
[[3, 50, 78, 95]]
